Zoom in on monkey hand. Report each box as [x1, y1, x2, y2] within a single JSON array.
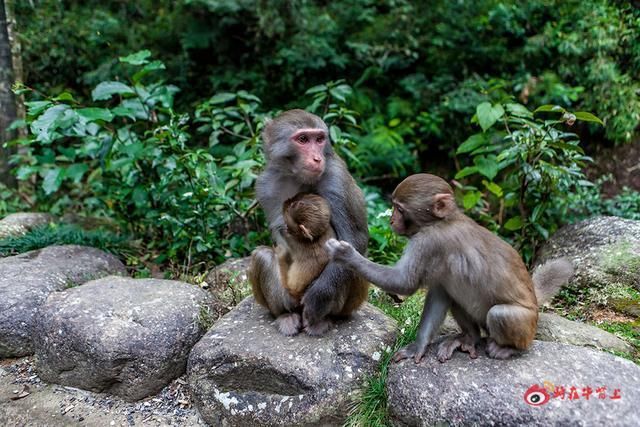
[[325, 238, 357, 263], [392, 341, 429, 364]]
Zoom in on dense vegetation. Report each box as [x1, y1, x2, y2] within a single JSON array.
[[1, 2, 639, 424], [4, 0, 639, 272]]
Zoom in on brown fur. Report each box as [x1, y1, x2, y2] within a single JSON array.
[[327, 173, 573, 361], [278, 193, 335, 302]]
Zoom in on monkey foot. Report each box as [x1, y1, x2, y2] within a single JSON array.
[[486, 339, 518, 359], [436, 334, 479, 362], [392, 342, 429, 364], [303, 319, 331, 336], [275, 312, 302, 336]]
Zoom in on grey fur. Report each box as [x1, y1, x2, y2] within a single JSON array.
[[531, 258, 574, 304]]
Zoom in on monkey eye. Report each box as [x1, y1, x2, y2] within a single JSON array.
[[297, 134, 309, 144], [316, 134, 325, 143]]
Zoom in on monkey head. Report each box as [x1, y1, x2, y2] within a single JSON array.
[[283, 193, 332, 241], [262, 109, 332, 184], [390, 174, 458, 236]]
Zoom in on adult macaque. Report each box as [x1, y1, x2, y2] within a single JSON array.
[[277, 193, 335, 304], [326, 174, 573, 362], [249, 110, 369, 336]]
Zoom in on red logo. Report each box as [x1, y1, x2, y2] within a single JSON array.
[[524, 384, 551, 406]]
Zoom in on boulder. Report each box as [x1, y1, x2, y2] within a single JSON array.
[[0, 212, 54, 239], [33, 276, 215, 401], [0, 245, 126, 358], [536, 312, 633, 354], [188, 297, 398, 426], [439, 312, 633, 355], [535, 216, 640, 291], [204, 256, 252, 315], [387, 340, 640, 426]]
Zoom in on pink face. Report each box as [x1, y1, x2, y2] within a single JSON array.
[[291, 128, 327, 178], [390, 203, 406, 235]]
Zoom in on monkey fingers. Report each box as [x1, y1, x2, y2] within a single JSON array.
[[303, 318, 331, 336], [436, 334, 479, 363], [486, 339, 518, 360], [391, 342, 429, 364]]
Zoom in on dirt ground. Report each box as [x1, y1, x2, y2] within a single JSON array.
[[0, 357, 205, 427]]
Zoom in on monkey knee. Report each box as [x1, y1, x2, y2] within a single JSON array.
[[486, 304, 537, 350]]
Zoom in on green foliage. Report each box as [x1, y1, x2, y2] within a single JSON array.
[[568, 179, 640, 221], [455, 93, 599, 262], [364, 186, 406, 265], [346, 292, 425, 427], [12, 52, 268, 264], [0, 223, 129, 258]]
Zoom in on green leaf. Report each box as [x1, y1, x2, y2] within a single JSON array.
[[209, 93, 236, 104], [505, 103, 532, 118], [533, 104, 566, 114], [91, 82, 135, 101], [462, 191, 482, 209], [474, 155, 499, 180], [53, 92, 75, 102], [77, 108, 114, 122], [132, 186, 149, 207], [573, 112, 604, 125], [43, 167, 64, 195], [119, 50, 152, 65], [66, 163, 89, 183], [389, 118, 401, 127], [329, 125, 341, 142], [504, 216, 523, 231], [454, 166, 478, 179], [305, 84, 327, 94], [482, 180, 503, 197], [25, 101, 53, 116], [457, 133, 486, 154], [132, 60, 166, 82], [476, 102, 504, 132], [30, 104, 69, 143]]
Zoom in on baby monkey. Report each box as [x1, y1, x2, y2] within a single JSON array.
[[326, 173, 573, 362], [278, 192, 336, 303]]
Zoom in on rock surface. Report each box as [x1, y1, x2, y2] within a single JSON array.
[[0, 357, 204, 426], [188, 297, 398, 426], [536, 312, 633, 354], [0, 245, 126, 358], [204, 256, 252, 316], [33, 276, 215, 401], [387, 340, 640, 427], [535, 216, 640, 291], [0, 212, 55, 239], [438, 312, 633, 355]]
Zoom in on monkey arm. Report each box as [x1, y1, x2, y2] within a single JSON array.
[[393, 285, 451, 363], [325, 239, 421, 295]]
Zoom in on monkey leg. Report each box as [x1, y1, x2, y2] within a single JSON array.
[[486, 304, 537, 359], [436, 303, 481, 362], [249, 246, 301, 334]]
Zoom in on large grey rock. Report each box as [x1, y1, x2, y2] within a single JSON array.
[[536, 312, 634, 354], [387, 340, 640, 426], [33, 276, 215, 402], [0, 245, 126, 358], [188, 297, 398, 426], [439, 312, 633, 355], [535, 216, 640, 291], [0, 212, 54, 239]]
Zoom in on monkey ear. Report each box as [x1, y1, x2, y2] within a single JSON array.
[[299, 224, 314, 240], [432, 193, 456, 218]]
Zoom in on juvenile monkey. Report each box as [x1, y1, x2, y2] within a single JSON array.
[[277, 193, 335, 303], [326, 173, 573, 362]]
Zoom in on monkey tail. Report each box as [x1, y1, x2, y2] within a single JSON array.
[[532, 258, 574, 305]]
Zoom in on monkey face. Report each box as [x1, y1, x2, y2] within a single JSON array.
[[390, 202, 410, 236], [263, 110, 331, 184]]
